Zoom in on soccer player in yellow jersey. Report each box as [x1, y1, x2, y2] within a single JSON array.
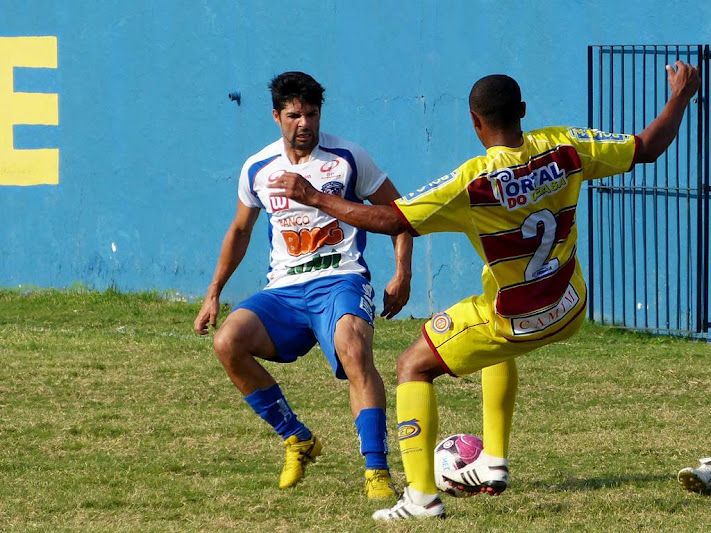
[[270, 61, 700, 520]]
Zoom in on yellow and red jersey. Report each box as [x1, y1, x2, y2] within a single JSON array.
[[394, 126, 636, 341]]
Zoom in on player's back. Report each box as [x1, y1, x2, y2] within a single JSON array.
[[462, 127, 588, 340], [395, 125, 635, 340]]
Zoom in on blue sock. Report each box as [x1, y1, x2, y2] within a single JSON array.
[[244, 384, 312, 441], [355, 408, 389, 470]]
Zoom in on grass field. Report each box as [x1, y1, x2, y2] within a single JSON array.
[[0, 289, 710, 532]]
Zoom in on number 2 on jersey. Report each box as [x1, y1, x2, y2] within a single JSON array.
[[521, 209, 560, 281]]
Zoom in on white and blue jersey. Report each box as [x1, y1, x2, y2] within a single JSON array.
[[238, 132, 387, 289]]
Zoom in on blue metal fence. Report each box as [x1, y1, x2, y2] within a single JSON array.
[[587, 45, 710, 338]]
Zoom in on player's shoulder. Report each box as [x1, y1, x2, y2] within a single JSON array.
[[457, 154, 489, 178], [318, 132, 371, 158], [526, 125, 575, 142], [242, 138, 283, 171]]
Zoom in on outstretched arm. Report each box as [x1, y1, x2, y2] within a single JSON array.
[[368, 179, 413, 318], [269, 175, 408, 235], [634, 61, 700, 164], [193, 201, 260, 335]]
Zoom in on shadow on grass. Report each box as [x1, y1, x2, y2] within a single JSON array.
[[529, 473, 672, 492]]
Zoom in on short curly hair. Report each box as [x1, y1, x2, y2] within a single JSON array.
[[269, 71, 325, 112]]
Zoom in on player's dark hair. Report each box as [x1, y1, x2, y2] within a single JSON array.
[[469, 75, 522, 129], [269, 71, 325, 112]]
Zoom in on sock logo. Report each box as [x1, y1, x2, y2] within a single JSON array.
[[276, 399, 292, 422], [397, 419, 421, 440]]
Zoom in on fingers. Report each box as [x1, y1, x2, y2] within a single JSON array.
[[666, 60, 701, 99], [381, 291, 405, 319], [380, 303, 404, 319], [267, 172, 301, 189], [667, 60, 699, 79], [194, 310, 217, 335]]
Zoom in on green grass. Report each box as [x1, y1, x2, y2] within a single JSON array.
[[0, 289, 710, 531]]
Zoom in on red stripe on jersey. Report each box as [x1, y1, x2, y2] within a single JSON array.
[[391, 200, 420, 237], [468, 174, 498, 205], [511, 145, 582, 178], [468, 145, 582, 207], [495, 256, 577, 316], [481, 207, 577, 264]]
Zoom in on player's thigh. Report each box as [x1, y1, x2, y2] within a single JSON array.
[[333, 313, 374, 364], [423, 295, 533, 377], [214, 308, 277, 360], [233, 288, 317, 363], [307, 274, 375, 379]]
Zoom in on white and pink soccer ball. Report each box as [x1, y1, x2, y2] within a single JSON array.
[[434, 433, 484, 496]]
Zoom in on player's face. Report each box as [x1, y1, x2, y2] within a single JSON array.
[[273, 99, 320, 153]]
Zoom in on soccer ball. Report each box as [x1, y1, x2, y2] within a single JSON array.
[[434, 433, 484, 496]]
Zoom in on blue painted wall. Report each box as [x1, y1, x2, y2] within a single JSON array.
[[1, 0, 709, 318]]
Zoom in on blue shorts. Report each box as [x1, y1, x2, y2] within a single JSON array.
[[233, 274, 375, 380]]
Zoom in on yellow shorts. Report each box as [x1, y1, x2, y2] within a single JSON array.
[[423, 293, 586, 377]]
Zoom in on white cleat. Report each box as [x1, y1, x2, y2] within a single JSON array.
[[372, 487, 446, 520], [678, 457, 711, 494], [443, 451, 509, 496]]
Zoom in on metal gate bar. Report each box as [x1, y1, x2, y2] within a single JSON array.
[[587, 44, 709, 338]]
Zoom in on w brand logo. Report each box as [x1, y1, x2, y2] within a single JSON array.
[[270, 196, 289, 212]]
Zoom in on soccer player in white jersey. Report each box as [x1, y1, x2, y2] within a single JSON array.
[[272, 62, 700, 519], [194, 72, 413, 498]]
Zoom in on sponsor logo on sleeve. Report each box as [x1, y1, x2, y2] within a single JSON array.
[[568, 127, 630, 143], [401, 171, 457, 203]]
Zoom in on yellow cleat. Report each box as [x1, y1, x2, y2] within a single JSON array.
[[279, 434, 322, 489], [365, 469, 396, 499]]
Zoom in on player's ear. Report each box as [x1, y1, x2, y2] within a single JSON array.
[[470, 110, 482, 129], [272, 108, 281, 125], [519, 102, 526, 119]]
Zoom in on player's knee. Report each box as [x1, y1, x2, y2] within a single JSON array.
[[338, 346, 374, 377], [213, 327, 245, 361], [396, 346, 439, 383], [396, 352, 418, 381]]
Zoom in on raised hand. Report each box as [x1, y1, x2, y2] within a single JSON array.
[[666, 60, 700, 101]]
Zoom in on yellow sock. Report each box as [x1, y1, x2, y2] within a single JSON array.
[[481, 359, 518, 458], [396, 381, 439, 495]]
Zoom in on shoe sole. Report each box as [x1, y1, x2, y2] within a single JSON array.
[[373, 512, 446, 521], [367, 492, 396, 500], [443, 476, 508, 496]]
